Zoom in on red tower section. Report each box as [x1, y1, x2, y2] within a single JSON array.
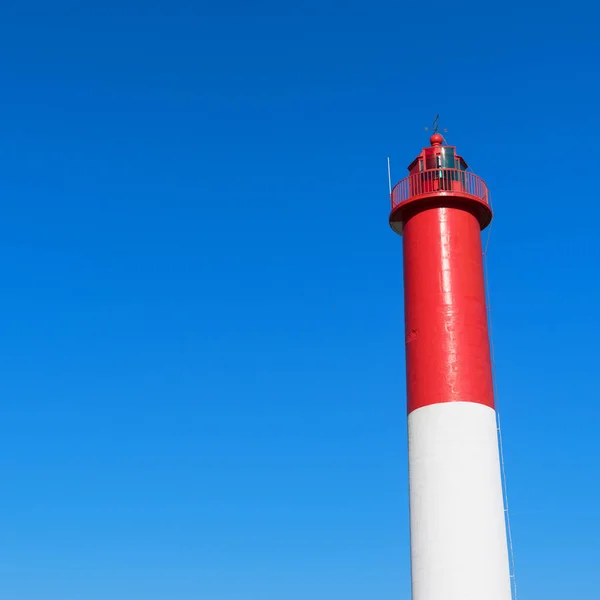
[[390, 133, 494, 414]]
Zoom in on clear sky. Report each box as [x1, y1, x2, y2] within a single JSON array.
[[0, 2, 598, 599]]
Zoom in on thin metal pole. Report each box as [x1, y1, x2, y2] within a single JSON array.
[[387, 157, 392, 195], [484, 229, 518, 600]]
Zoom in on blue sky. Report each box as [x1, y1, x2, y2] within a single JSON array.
[[0, 2, 598, 599]]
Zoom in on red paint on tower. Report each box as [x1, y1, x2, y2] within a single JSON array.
[[389, 134, 495, 415], [403, 205, 494, 413]]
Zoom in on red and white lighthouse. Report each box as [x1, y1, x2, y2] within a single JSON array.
[[390, 133, 512, 600]]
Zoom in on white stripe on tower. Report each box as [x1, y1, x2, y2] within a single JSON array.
[[408, 402, 512, 600]]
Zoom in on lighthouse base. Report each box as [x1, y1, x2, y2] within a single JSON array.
[[408, 401, 512, 600]]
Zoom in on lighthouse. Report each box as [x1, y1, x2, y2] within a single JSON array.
[[390, 133, 512, 600]]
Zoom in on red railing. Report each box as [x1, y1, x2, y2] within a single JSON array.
[[391, 169, 489, 209]]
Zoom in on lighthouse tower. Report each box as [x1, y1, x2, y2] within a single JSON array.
[[390, 133, 512, 600]]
